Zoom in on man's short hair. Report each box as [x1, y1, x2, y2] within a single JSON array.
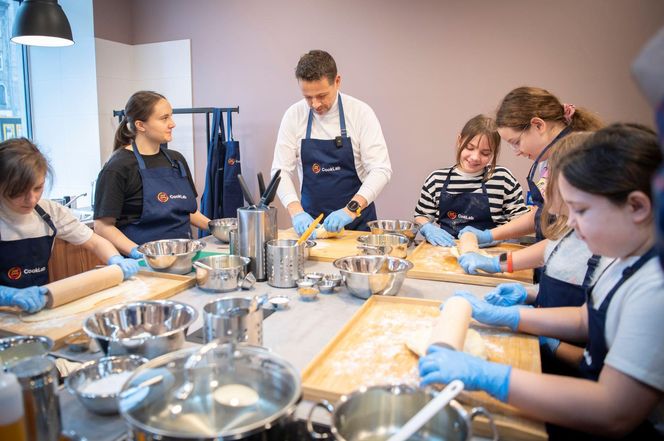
[[295, 50, 337, 83]]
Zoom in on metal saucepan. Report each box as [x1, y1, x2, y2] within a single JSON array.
[[356, 232, 409, 258], [307, 384, 498, 441], [194, 255, 251, 292]]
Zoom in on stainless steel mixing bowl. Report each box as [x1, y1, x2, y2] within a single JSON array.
[[83, 300, 198, 359], [208, 218, 238, 243], [138, 239, 205, 274], [332, 255, 413, 299], [366, 220, 420, 244]]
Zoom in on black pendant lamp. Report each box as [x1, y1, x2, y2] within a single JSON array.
[[11, 0, 74, 47]]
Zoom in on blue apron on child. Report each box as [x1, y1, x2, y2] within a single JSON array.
[[547, 249, 662, 440], [437, 167, 497, 237], [535, 230, 601, 308], [300, 95, 377, 231], [0, 205, 56, 288], [120, 142, 197, 245]]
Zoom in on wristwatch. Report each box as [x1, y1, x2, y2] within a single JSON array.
[[346, 200, 362, 216]]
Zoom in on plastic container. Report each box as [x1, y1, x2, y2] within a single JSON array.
[[0, 372, 28, 441]]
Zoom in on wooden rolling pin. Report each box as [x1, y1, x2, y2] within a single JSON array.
[[458, 232, 480, 255], [44, 265, 124, 309], [427, 296, 472, 351]]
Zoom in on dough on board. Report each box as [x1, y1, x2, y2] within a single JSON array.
[[213, 384, 259, 407], [405, 327, 487, 360], [314, 226, 342, 239]]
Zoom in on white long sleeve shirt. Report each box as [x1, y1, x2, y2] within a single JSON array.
[[271, 93, 392, 208]]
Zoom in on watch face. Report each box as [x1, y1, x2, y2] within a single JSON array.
[[347, 201, 360, 211]]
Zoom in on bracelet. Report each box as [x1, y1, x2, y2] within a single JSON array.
[[507, 252, 514, 273]]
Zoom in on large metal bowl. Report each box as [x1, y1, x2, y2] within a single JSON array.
[[194, 255, 251, 292], [65, 355, 148, 415], [333, 255, 413, 299], [208, 218, 238, 243], [138, 239, 205, 274], [357, 233, 409, 258], [367, 220, 420, 244], [0, 335, 53, 368], [83, 300, 198, 359]]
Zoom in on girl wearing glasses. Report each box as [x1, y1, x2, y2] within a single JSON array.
[[413, 114, 529, 246], [459, 87, 603, 248]]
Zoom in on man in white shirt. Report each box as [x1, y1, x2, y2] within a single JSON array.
[[271, 50, 392, 235]]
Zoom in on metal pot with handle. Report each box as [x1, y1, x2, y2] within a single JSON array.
[[306, 384, 499, 441]]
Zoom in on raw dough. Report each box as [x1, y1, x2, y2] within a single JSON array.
[[314, 227, 342, 239], [405, 328, 487, 360], [213, 384, 259, 407]]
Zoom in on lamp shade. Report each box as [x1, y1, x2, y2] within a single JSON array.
[[11, 0, 74, 47]]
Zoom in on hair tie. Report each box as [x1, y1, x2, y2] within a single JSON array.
[[563, 103, 576, 125]]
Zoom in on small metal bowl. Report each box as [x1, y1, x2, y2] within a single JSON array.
[[304, 272, 325, 285], [298, 285, 319, 301], [324, 273, 343, 287], [318, 279, 337, 294], [208, 218, 238, 243], [83, 300, 198, 359], [0, 335, 53, 368], [269, 296, 291, 310], [138, 239, 205, 274], [65, 355, 148, 415]]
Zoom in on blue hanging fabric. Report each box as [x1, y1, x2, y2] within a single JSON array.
[[222, 110, 244, 218], [199, 109, 225, 236]]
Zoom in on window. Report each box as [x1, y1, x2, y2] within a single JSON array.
[[0, 0, 30, 141]]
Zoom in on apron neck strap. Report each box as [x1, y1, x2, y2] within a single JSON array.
[[305, 94, 346, 139], [131, 141, 176, 170], [528, 126, 572, 181]]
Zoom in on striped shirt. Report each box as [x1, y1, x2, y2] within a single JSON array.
[[414, 166, 530, 225]]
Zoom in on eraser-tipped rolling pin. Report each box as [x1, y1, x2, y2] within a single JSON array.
[[427, 296, 472, 351]]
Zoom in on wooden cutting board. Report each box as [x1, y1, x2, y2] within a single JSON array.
[[407, 241, 534, 286], [301, 295, 547, 441], [278, 228, 368, 262], [0, 271, 195, 349]]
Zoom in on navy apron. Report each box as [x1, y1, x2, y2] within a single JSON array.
[[527, 126, 571, 282], [437, 167, 497, 237], [0, 205, 56, 288], [547, 249, 663, 440], [222, 111, 244, 218], [120, 142, 197, 245], [535, 230, 601, 308], [300, 95, 377, 231]]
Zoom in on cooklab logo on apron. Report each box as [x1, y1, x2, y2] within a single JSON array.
[[312, 163, 321, 174], [7, 266, 22, 280], [447, 211, 475, 221], [447, 211, 457, 220], [157, 192, 169, 203], [227, 158, 237, 166]]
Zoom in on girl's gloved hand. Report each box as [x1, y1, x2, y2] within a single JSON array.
[[453, 291, 521, 331], [0, 285, 48, 313], [458, 252, 500, 274], [419, 345, 512, 402], [129, 246, 143, 260], [292, 212, 314, 236], [108, 255, 140, 280], [458, 226, 493, 246], [420, 223, 455, 247], [484, 283, 528, 306]]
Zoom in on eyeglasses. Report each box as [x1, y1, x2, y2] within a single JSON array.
[[508, 125, 530, 150]]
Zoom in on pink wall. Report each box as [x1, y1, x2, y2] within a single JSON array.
[[93, 0, 664, 224]]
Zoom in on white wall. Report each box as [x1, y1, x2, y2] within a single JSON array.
[[95, 38, 194, 172], [30, 0, 100, 207]]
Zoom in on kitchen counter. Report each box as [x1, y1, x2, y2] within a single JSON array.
[[59, 236, 505, 440]]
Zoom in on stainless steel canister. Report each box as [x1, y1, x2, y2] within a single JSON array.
[[8, 357, 61, 441], [228, 228, 239, 255], [202, 297, 263, 345], [266, 239, 306, 288], [237, 206, 278, 282]]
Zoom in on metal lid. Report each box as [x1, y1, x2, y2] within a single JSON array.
[[119, 342, 301, 438]]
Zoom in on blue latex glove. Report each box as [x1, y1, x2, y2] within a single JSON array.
[[420, 223, 455, 247], [108, 255, 140, 280], [453, 291, 521, 331], [292, 212, 314, 236], [0, 285, 47, 313], [539, 336, 561, 357], [458, 226, 493, 246], [419, 346, 512, 402], [484, 283, 528, 306], [129, 246, 143, 260], [457, 252, 500, 274], [323, 209, 353, 233]]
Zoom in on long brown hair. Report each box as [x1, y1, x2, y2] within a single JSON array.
[[455, 114, 502, 178], [0, 138, 52, 199], [113, 91, 166, 151], [496, 86, 603, 131], [540, 132, 593, 239]]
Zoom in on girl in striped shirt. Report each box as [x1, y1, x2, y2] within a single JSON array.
[[414, 114, 529, 246]]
